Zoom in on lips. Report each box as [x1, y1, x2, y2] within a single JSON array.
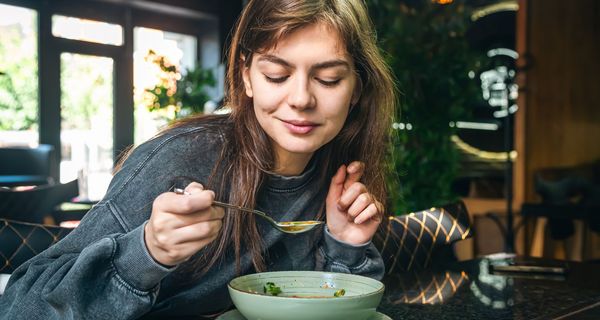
[[281, 119, 319, 134]]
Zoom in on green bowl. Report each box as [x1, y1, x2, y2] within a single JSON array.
[[228, 271, 385, 320]]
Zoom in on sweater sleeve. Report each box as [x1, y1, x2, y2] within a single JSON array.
[[316, 226, 385, 280], [0, 201, 173, 320], [0, 126, 222, 320]]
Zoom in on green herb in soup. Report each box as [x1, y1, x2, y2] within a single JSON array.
[[261, 281, 345, 298], [334, 289, 346, 297], [263, 282, 282, 296]]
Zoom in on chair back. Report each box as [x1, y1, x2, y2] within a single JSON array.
[[0, 179, 79, 223], [534, 161, 599, 238], [0, 144, 56, 186], [374, 201, 473, 274], [0, 218, 73, 273]]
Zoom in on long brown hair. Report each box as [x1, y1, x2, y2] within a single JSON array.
[[139, 0, 396, 277]]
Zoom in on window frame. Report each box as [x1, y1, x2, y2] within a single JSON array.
[[0, 0, 220, 181]]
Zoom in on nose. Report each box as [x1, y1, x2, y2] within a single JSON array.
[[287, 75, 315, 110]]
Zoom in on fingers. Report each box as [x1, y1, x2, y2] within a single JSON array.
[[353, 202, 383, 224], [156, 206, 224, 230], [337, 182, 368, 211], [156, 183, 215, 215], [346, 192, 373, 217], [327, 164, 347, 201], [160, 219, 222, 246], [145, 220, 222, 265], [343, 161, 364, 190], [183, 181, 205, 194], [337, 182, 383, 224]]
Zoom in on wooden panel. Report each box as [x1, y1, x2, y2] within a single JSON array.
[[516, 0, 600, 202]]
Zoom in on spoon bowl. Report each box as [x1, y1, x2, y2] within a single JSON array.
[[173, 188, 324, 234], [212, 200, 324, 234]]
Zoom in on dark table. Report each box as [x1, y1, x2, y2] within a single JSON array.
[[378, 254, 600, 320]]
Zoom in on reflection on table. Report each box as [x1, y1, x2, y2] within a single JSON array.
[[379, 254, 600, 320]]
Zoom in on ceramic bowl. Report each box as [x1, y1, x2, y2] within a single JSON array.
[[228, 271, 385, 320]]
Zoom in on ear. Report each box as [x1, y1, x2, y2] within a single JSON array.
[[241, 56, 254, 98], [351, 77, 362, 106]]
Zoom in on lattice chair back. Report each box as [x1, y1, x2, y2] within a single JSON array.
[[0, 219, 73, 273], [374, 201, 472, 274]]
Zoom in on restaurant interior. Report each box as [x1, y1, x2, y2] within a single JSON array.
[[0, 0, 599, 319]]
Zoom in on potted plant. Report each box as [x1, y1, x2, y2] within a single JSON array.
[[145, 49, 216, 120], [369, 0, 484, 214]]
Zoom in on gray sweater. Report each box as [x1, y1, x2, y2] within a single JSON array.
[[0, 119, 384, 319]]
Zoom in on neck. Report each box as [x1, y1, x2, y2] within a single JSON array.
[[273, 152, 313, 176]]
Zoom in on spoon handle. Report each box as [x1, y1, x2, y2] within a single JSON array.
[[173, 188, 276, 224], [212, 200, 275, 223]]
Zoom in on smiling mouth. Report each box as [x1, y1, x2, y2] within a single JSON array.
[[281, 119, 319, 134]]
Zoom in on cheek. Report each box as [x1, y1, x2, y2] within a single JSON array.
[[320, 89, 353, 118], [249, 75, 283, 113]]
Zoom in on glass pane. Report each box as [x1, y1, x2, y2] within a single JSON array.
[[133, 27, 197, 144], [60, 53, 113, 201], [52, 15, 123, 46], [0, 4, 38, 147]]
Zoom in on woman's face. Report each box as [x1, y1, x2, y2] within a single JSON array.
[[242, 22, 358, 175]]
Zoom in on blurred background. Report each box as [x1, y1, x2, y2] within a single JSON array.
[[1, 0, 598, 262]]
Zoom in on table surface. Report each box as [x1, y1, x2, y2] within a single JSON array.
[[3, 255, 599, 319], [378, 254, 600, 320]]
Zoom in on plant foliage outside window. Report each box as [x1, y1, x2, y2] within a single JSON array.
[[368, 0, 484, 214], [0, 7, 38, 132], [145, 50, 216, 120]]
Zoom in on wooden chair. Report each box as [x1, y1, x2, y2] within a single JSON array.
[[374, 201, 473, 274], [525, 161, 600, 260]]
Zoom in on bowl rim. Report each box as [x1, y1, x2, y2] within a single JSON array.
[[228, 270, 385, 300]]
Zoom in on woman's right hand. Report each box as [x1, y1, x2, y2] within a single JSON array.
[[144, 182, 224, 266]]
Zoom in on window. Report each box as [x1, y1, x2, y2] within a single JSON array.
[[133, 27, 197, 144], [0, 4, 38, 147], [60, 53, 114, 200], [52, 15, 123, 46]]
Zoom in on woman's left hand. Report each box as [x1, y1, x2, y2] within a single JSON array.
[[325, 161, 383, 245]]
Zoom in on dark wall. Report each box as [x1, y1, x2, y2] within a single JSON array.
[[515, 0, 600, 202]]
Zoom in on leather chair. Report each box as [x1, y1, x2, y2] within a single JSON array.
[[374, 201, 473, 273], [0, 179, 79, 223], [0, 144, 56, 187], [0, 218, 73, 274]]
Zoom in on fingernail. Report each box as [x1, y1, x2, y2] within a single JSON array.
[[348, 164, 357, 173], [354, 218, 363, 224], [174, 188, 191, 195], [349, 162, 362, 173]]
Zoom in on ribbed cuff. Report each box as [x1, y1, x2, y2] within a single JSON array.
[[112, 222, 175, 292], [322, 226, 371, 268]]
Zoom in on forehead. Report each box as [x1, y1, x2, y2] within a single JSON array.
[[257, 22, 349, 61]]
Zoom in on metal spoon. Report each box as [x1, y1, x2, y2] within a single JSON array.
[[173, 188, 324, 234]]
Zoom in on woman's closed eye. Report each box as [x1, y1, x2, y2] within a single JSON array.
[[316, 78, 341, 87], [264, 74, 289, 83], [263, 74, 342, 87]]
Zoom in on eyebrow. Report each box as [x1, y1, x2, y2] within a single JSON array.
[[257, 54, 350, 70]]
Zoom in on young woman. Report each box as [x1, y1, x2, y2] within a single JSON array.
[[0, 0, 396, 318]]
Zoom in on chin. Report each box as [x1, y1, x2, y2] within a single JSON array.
[[279, 140, 322, 154]]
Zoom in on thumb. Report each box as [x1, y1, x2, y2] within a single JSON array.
[[327, 165, 347, 202]]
